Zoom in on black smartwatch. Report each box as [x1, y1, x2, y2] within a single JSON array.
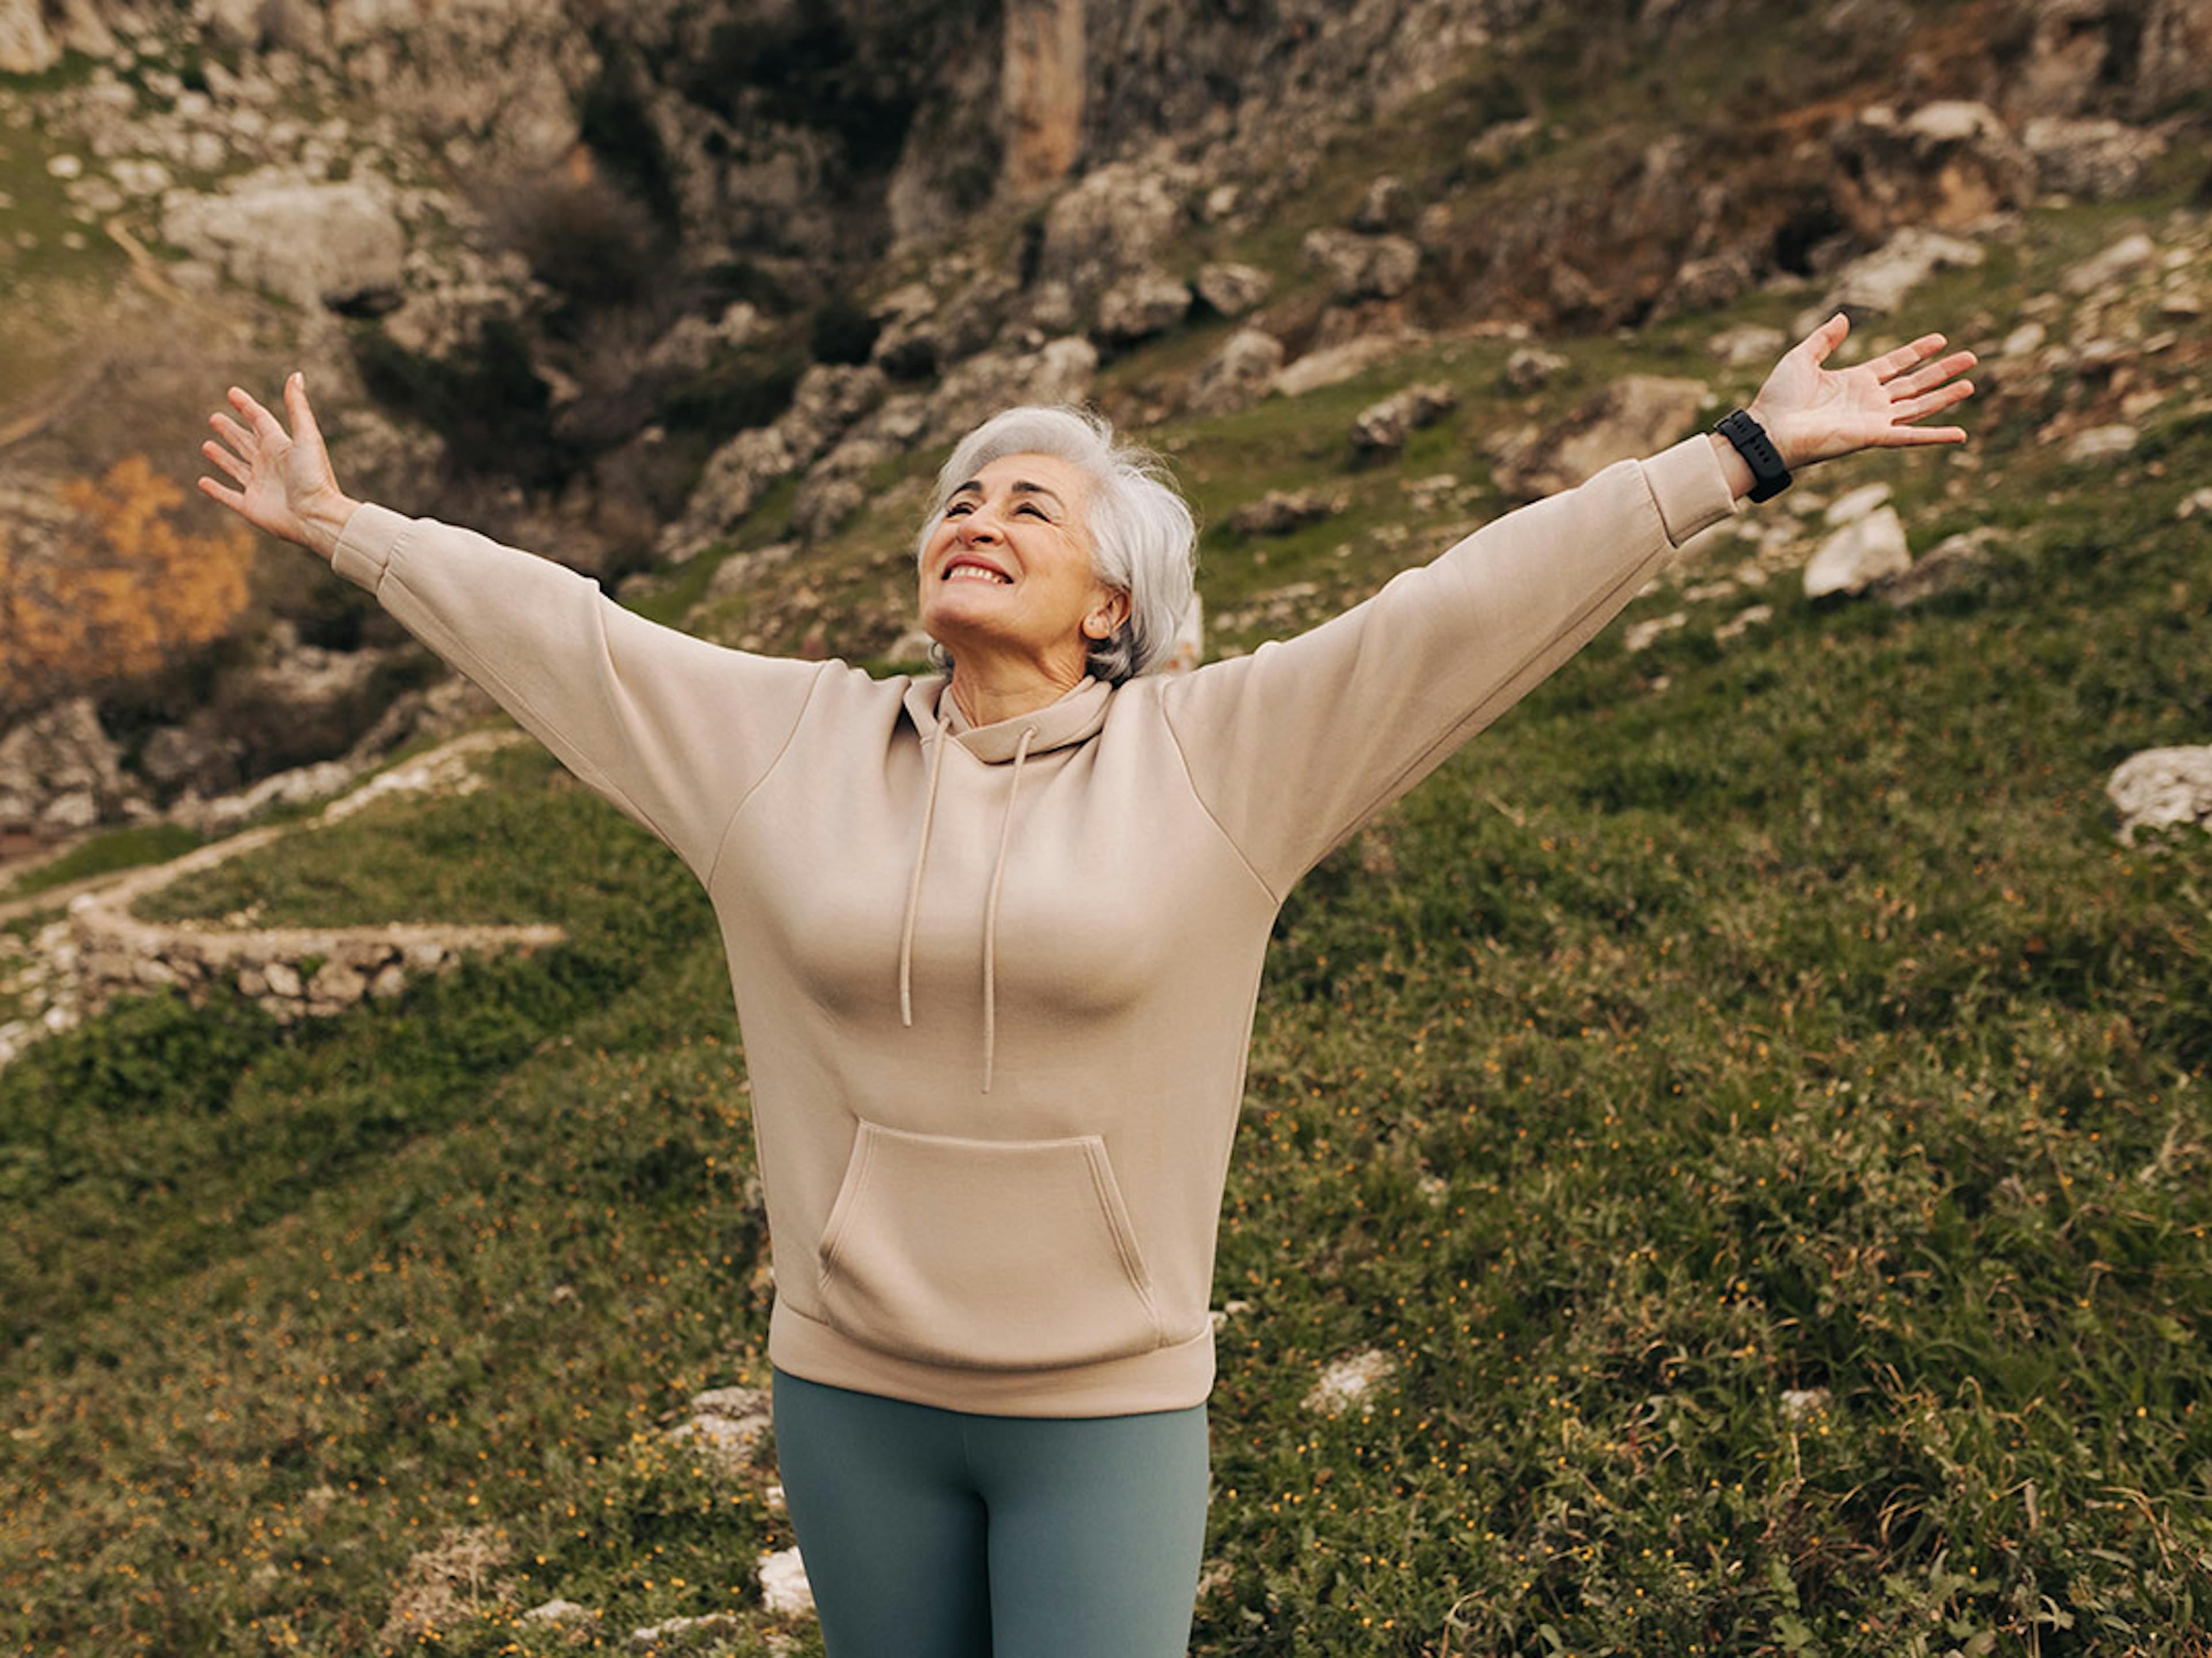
[[1714, 408, 1791, 503]]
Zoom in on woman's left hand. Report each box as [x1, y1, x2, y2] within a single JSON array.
[[1748, 312, 1976, 472]]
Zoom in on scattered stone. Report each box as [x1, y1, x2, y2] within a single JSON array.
[[1351, 174, 1410, 232], [1194, 261, 1272, 318], [1714, 603, 1774, 641], [669, 1384, 773, 1471], [757, 1546, 815, 1618], [2063, 424, 2138, 464], [521, 1599, 600, 1645], [1804, 505, 1911, 599], [2107, 747, 2212, 845], [1207, 1299, 1253, 1334], [2061, 232, 2158, 297], [2177, 488, 2212, 521], [2001, 320, 2047, 356], [1302, 1348, 1395, 1416], [1228, 489, 1344, 537], [626, 1611, 749, 1653], [1351, 382, 1456, 451], [1873, 526, 2001, 609], [1624, 611, 1689, 652], [1815, 226, 1985, 321], [2021, 116, 2168, 200], [1505, 346, 1569, 390], [1824, 482, 1894, 528], [1273, 332, 1422, 398], [1780, 1387, 1831, 1420], [1490, 374, 1708, 499], [1096, 268, 1191, 343], [1463, 116, 1541, 177], [1302, 228, 1419, 302], [1707, 323, 1786, 368], [1185, 327, 1284, 416]]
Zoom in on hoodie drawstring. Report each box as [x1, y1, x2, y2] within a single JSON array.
[[897, 710, 951, 1028], [979, 725, 1036, 1094]]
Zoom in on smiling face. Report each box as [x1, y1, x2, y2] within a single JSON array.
[[917, 453, 1130, 690]]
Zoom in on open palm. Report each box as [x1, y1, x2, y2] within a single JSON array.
[[198, 374, 357, 558], [1751, 313, 1976, 472]]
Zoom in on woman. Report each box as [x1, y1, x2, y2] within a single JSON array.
[[199, 312, 1974, 1657]]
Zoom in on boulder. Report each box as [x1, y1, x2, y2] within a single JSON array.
[[160, 172, 406, 313], [2061, 231, 2158, 297], [1812, 226, 1985, 322], [1490, 375, 1709, 499], [1194, 261, 1273, 318], [1095, 268, 1191, 343], [1302, 1347, 1395, 1416], [0, 0, 58, 75], [1831, 101, 2035, 232], [757, 1547, 815, 1618], [1873, 526, 2003, 608], [1185, 327, 1284, 416], [1804, 504, 1912, 599], [2021, 116, 2169, 199], [2063, 423, 2138, 464], [0, 699, 130, 836], [1272, 332, 1420, 398], [1351, 382, 1457, 452], [1505, 346, 1570, 390], [1351, 174, 1411, 232], [921, 337, 1097, 446], [1037, 163, 1186, 310], [1227, 489, 1344, 537], [1302, 229, 1420, 302], [2108, 746, 2212, 844]]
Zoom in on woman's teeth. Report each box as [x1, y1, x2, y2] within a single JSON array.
[[948, 565, 1010, 582]]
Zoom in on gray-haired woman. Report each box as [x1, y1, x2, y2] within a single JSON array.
[[200, 312, 1973, 1657]]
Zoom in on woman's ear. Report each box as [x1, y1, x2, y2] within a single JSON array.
[[1085, 589, 1131, 640]]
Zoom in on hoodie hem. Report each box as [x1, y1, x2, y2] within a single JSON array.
[[768, 1297, 1217, 1418]]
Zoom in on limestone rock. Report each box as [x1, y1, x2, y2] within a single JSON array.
[[0, 699, 130, 837], [0, 0, 59, 75], [1505, 346, 1569, 389], [1815, 226, 1985, 321], [1351, 382, 1457, 452], [1804, 505, 1911, 599], [1873, 526, 2002, 608], [2108, 746, 2212, 845], [2061, 232, 2158, 297], [663, 364, 885, 561], [1185, 327, 1283, 416], [1302, 1347, 1395, 1416], [1228, 489, 1344, 537], [2063, 423, 2138, 464], [1037, 163, 1185, 310], [1351, 173, 1411, 232], [1273, 332, 1421, 398], [920, 337, 1096, 446], [1491, 375, 1709, 499], [1824, 483, 1895, 528], [1302, 228, 1419, 301], [1831, 101, 2035, 233], [626, 1611, 749, 1653], [1096, 268, 1191, 343], [161, 172, 406, 313], [757, 1546, 815, 1618], [1707, 324, 1787, 369], [1194, 261, 1272, 318], [2021, 116, 2169, 199]]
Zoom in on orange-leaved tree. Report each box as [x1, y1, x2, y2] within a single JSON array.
[[0, 456, 256, 722]]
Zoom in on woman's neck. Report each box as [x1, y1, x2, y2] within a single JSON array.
[[945, 654, 1089, 728]]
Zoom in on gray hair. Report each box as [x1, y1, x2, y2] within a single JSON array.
[[916, 405, 1198, 685]]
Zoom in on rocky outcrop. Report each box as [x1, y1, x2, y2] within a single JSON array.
[[0, 699, 139, 836], [2108, 746, 2212, 844], [1351, 382, 1456, 452], [1185, 328, 1285, 416], [1490, 375, 1710, 500], [660, 364, 887, 561]]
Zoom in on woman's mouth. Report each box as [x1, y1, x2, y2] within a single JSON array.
[[944, 557, 1012, 584]]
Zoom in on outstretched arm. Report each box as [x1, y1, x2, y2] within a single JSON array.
[[1160, 314, 1978, 898], [196, 375, 824, 887]]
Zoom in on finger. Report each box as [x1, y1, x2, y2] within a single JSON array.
[[1805, 312, 1850, 365], [196, 475, 247, 510], [1879, 425, 1968, 446], [209, 409, 256, 454], [1885, 350, 1977, 400], [1891, 381, 1976, 422], [1870, 332, 1949, 381], [284, 371, 325, 449], [201, 437, 251, 485], [228, 385, 287, 443]]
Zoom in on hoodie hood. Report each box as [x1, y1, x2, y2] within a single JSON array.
[[900, 674, 1113, 762]]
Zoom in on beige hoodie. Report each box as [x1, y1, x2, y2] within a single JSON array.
[[330, 431, 1738, 1416]]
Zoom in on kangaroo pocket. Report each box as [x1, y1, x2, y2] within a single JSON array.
[[815, 1121, 1168, 1371]]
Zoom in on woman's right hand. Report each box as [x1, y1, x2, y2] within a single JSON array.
[[198, 373, 361, 564]]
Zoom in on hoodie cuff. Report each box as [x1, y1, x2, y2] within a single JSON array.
[[1639, 432, 1742, 548], [329, 502, 416, 593]]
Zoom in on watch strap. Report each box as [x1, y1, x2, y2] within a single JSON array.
[[1714, 407, 1791, 502]]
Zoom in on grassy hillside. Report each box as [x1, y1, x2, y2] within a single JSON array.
[[5, 91, 2212, 1658]]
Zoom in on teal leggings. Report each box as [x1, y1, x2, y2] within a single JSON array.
[[770, 1365, 1211, 1657]]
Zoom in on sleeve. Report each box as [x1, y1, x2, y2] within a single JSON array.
[[331, 503, 825, 886], [1157, 432, 1740, 898]]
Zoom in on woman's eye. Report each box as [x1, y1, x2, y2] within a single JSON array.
[[1020, 504, 1047, 519], [946, 503, 972, 517]]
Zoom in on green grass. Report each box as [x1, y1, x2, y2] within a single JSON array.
[[0, 823, 204, 904], [7, 13, 2212, 1656]]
